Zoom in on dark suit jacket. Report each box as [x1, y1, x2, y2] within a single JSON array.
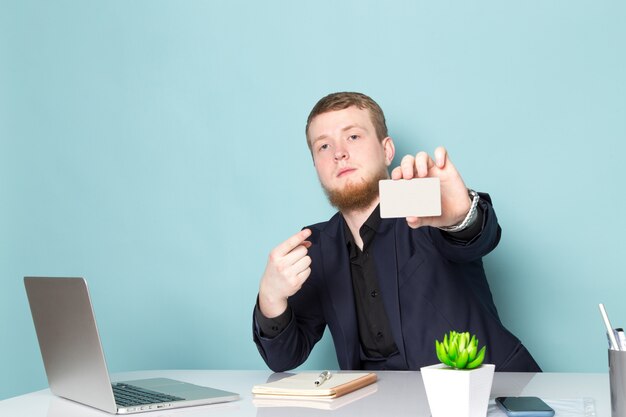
[[253, 193, 541, 372]]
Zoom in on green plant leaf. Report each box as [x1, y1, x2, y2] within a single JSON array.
[[455, 349, 469, 369], [468, 343, 477, 362], [436, 340, 454, 367], [459, 333, 467, 351], [467, 346, 486, 369], [449, 340, 458, 361]]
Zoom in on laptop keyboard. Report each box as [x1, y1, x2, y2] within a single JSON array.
[[113, 382, 185, 407]]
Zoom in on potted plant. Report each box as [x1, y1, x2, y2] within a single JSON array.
[[420, 331, 495, 417]]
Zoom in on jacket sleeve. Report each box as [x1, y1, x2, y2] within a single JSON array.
[[428, 192, 502, 263]]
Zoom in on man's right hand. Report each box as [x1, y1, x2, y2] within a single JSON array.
[[258, 228, 313, 318]]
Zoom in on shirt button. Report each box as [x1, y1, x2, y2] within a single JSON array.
[[376, 331, 383, 339], [370, 290, 378, 297]]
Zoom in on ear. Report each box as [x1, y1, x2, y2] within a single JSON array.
[[382, 137, 395, 166]]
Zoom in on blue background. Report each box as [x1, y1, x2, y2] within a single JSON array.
[[2, 0, 625, 400]]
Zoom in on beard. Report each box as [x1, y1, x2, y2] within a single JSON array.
[[322, 166, 389, 212]]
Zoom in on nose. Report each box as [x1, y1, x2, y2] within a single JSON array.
[[334, 147, 348, 161]]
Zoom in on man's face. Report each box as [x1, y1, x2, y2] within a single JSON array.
[[307, 106, 394, 211]]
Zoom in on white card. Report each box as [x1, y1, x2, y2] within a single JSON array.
[[379, 178, 442, 218]]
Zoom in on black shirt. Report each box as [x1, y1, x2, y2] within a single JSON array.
[[343, 206, 398, 358]]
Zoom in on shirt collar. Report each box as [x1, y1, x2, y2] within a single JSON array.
[[343, 205, 382, 255]]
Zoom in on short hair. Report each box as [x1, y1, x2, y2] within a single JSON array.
[[305, 92, 388, 149]]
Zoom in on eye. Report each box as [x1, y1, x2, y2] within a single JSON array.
[[348, 134, 359, 141], [318, 143, 329, 152]]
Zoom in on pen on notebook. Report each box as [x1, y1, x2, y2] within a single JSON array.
[[314, 370, 332, 386], [599, 303, 620, 351]]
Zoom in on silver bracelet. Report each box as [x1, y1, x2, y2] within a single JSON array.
[[438, 189, 480, 233]]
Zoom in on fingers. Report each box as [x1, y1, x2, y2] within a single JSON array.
[[434, 146, 447, 168], [273, 228, 312, 257], [406, 215, 444, 229], [392, 147, 449, 180], [395, 152, 434, 180], [279, 244, 310, 269], [406, 216, 422, 229], [390, 165, 403, 180], [400, 154, 416, 179], [269, 229, 311, 271], [292, 253, 312, 277], [414, 151, 433, 178]]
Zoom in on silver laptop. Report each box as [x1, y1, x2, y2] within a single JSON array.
[[24, 277, 239, 414]]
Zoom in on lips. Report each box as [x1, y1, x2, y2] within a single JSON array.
[[337, 167, 356, 177]]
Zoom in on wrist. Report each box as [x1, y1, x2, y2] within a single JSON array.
[[258, 291, 288, 319], [438, 189, 480, 234]]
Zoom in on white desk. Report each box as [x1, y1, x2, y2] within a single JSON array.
[[0, 370, 610, 416]]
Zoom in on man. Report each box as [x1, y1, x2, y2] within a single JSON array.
[[252, 92, 540, 372]]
